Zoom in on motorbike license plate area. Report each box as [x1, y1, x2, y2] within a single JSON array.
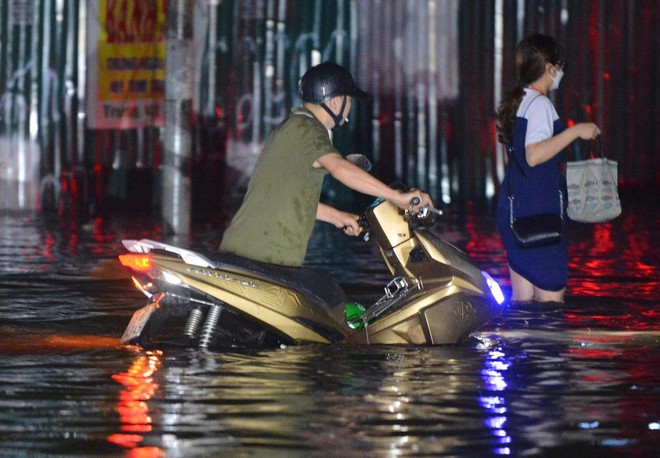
[[121, 301, 158, 344]]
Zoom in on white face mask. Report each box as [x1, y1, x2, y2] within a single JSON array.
[[549, 65, 564, 91]]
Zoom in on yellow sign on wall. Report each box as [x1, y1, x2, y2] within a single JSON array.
[[88, 0, 166, 128]]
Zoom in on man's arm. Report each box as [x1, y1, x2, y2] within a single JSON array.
[[315, 153, 433, 210], [316, 202, 361, 236]]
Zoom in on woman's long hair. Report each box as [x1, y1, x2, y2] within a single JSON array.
[[496, 34, 563, 145]]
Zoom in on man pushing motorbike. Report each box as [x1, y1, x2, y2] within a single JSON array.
[[220, 61, 433, 267]]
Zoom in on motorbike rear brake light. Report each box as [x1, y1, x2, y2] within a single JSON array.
[[119, 254, 153, 272]]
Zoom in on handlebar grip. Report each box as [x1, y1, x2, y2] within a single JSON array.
[[410, 197, 420, 206]]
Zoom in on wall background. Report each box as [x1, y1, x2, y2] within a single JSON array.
[[0, 0, 657, 215]]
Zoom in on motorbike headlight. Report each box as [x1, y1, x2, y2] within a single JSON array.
[[481, 271, 505, 305]]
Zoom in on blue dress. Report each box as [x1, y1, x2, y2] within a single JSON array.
[[496, 99, 568, 292]]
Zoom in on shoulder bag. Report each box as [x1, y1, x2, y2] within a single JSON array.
[[507, 145, 563, 249]]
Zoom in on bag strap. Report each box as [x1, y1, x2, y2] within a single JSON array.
[[506, 146, 518, 198], [572, 135, 605, 161], [590, 136, 605, 159]]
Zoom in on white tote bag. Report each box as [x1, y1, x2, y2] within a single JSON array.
[[566, 142, 621, 223]]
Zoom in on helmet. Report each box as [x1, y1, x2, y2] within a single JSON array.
[[299, 62, 368, 103]]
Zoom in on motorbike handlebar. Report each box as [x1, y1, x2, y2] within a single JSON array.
[[409, 196, 443, 216]]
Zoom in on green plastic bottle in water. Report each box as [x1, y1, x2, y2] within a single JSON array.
[[345, 301, 366, 329]]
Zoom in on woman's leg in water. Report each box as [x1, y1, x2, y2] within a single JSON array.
[[510, 267, 565, 302], [509, 267, 534, 302]]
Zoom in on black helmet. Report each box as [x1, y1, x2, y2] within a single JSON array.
[[299, 62, 368, 103]]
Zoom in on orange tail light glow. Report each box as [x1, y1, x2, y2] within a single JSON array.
[[119, 254, 153, 272]]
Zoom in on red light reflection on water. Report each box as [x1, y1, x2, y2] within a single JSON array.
[[569, 223, 617, 297], [569, 210, 659, 298], [568, 347, 621, 362], [108, 351, 165, 457], [621, 212, 656, 278], [42, 229, 57, 263], [567, 341, 659, 389], [459, 203, 510, 283], [564, 311, 636, 329]]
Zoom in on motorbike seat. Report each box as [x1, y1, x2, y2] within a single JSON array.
[[207, 251, 347, 312]]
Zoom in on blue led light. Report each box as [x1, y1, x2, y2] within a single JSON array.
[[368, 197, 385, 208], [482, 271, 505, 305]]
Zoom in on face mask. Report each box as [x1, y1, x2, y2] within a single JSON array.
[[549, 66, 564, 91]]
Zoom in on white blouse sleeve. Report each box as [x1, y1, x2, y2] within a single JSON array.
[[524, 96, 559, 147]]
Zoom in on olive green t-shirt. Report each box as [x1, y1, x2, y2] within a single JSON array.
[[219, 107, 340, 266]]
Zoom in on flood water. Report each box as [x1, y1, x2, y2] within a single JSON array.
[[1, 193, 658, 457]]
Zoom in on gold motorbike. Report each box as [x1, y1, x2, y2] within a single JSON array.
[[119, 197, 505, 349]]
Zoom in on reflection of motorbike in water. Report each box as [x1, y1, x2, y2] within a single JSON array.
[[105, 343, 511, 456], [107, 351, 162, 453], [118, 194, 505, 350]]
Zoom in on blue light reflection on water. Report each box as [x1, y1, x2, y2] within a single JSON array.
[[0, 195, 659, 456], [479, 347, 512, 456]]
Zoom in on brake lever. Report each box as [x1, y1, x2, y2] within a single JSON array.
[[358, 215, 371, 242], [409, 197, 442, 216], [423, 206, 443, 216]]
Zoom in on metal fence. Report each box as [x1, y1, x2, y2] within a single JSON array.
[[1, 0, 657, 214]]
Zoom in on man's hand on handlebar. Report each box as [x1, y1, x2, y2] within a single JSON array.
[[336, 211, 362, 237], [393, 189, 435, 214]]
